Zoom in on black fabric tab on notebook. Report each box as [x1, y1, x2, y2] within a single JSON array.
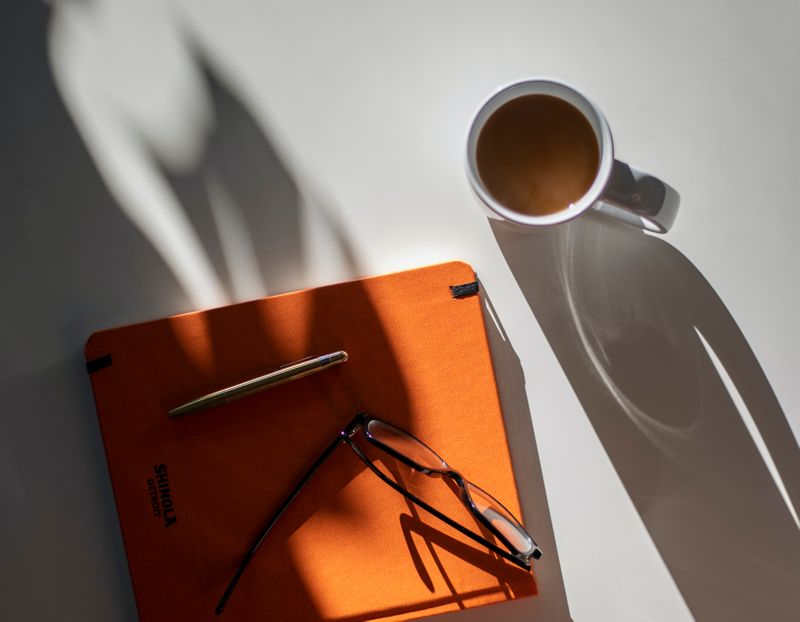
[[449, 280, 479, 299], [86, 354, 112, 374]]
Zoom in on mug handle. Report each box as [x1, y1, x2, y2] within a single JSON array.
[[594, 160, 680, 233]]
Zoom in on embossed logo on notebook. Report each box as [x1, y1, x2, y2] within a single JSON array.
[[147, 464, 178, 528]]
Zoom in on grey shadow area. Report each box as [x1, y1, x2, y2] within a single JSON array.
[[156, 52, 305, 299], [418, 286, 573, 622], [491, 213, 800, 621], [1, 3, 184, 620], [0, 1, 360, 620], [151, 37, 359, 301]]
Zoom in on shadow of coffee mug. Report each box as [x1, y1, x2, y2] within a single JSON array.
[[466, 79, 680, 233]]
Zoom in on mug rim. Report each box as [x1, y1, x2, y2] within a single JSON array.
[[466, 78, 614, 226]]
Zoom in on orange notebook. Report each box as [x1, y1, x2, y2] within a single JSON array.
[[85, 261, 537, 621]]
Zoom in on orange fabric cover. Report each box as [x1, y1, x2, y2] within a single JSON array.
[[85, 261, 536, 621]]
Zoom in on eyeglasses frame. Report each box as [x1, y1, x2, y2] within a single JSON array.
[[214, 412, 540, 615]]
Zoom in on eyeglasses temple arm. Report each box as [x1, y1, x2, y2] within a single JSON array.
[[346, 439, 533, 570], [215, 433, 345, 615]]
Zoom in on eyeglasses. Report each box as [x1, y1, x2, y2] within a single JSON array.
[[215, 413, 541, 615]]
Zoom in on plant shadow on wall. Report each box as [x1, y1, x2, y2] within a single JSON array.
[[491, 213, 800, 622]]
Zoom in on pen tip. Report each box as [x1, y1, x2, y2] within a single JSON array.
[[341, 351, 349, 362], [167, 404, 191, 418]]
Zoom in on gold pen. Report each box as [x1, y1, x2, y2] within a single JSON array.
[[168, 350, 348, 418]]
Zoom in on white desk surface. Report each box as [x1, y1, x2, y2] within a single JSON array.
[[3, 1, 799, 620]]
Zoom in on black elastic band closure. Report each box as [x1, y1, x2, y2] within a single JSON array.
[[86, 354, 112, 374], [449, 280, 479, 299]]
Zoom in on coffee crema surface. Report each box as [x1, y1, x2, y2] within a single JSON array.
[[476, 94, 600, 216]]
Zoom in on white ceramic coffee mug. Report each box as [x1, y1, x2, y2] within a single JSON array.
[[466, 79, 679, 233]]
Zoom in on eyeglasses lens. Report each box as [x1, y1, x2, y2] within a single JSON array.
[[464, 481, 534, 556], [366, 419, 448, 472]]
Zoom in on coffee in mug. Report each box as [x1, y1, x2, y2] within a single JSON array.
[[476, 94, 599, 217]]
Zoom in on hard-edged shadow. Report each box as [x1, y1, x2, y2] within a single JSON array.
[[491, 213, 800, 621], [325, 512, 532, 622], [411, 286, 574, 622], [349, 283, 573, 622], [474, 285, 572, 621], [350, 437, 534, 614]]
